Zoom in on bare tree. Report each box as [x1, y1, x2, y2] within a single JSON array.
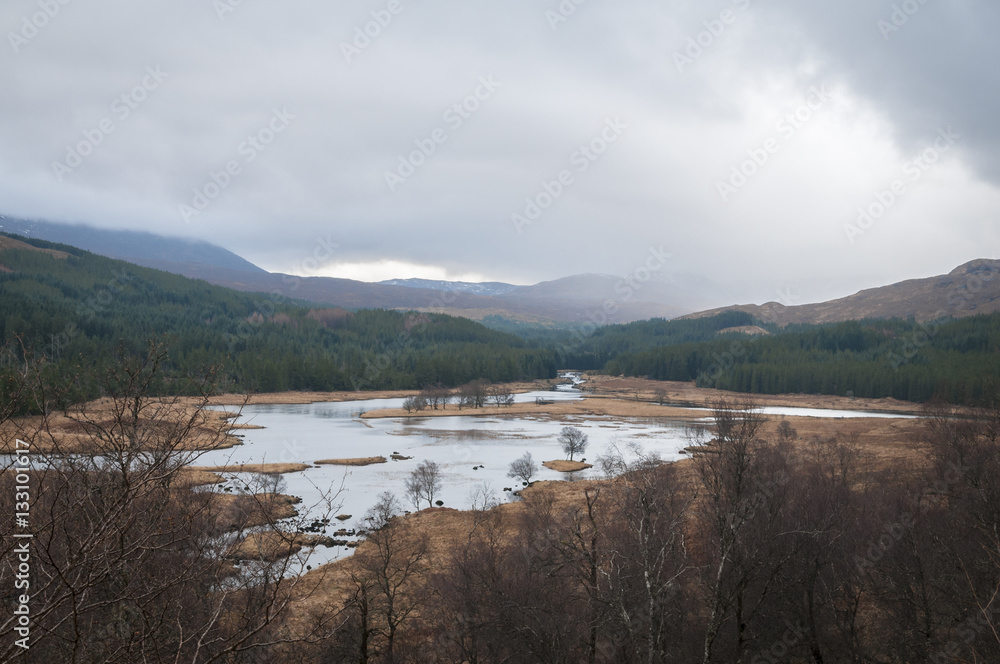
[[402, 395, 427, 413], [558, 426, 589, 461], [354, 491, 429, 664], [457, 379, 489, 409], [488, 384, 515, 407], [508, 451, 538, 485], [0, 341, 344, 663], [694, 399, 790, 664], [404, 459, 442, 509], [420, 384, 452, 410], [777, 419, 798, 444], [598, 446, 695, 663], [655, 388, 669, 405]]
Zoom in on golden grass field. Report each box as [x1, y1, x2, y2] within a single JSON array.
[[314, 457, 387, 466], [542, 459, 594, 472]]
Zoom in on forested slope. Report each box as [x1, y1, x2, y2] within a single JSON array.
[[587, 315, 1000, 404], [0, 233, 557, 407]]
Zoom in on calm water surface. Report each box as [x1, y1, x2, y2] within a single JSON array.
[[200, 379, 917, 567]]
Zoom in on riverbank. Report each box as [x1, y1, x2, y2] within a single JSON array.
[[582, 374, 927, 415], [200, 378, 559, 407], [2, 374, 930, 455], [359, 397, 709, 421], [0, 398, 245, 454]]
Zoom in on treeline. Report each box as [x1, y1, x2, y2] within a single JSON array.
[[5, 230, 1000, 408], [562, 309, 765, 369], [0, 234, 556, 409], [593, 315, 1000, 405]]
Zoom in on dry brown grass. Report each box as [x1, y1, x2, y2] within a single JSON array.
[[0, 234, 70, 259], [583, 374, 927, 415], [213, 492, 301, 528], [360, 374, 929, 421], [203, 391, 419, 406], [314, 457, 387, 467], [189, 463, 312, 475], [361, 397, 707, 421], [176, 469, 226, 486], [196, 378, 557, 407], [0, 399, 243, 454], [230, 531, 332, 562], [542, 460, 593, 472]]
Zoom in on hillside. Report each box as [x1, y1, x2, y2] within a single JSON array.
[[685, 259, 1000, 325], [0, 233, 557, 410], [0, 218, 733, 325], [0, 217, 265, 274], [586, 314, 1000, 404]]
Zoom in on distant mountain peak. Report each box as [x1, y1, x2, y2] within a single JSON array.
[[684, 258, 1000, 325], [948, 258, 1000, 277], [378, 278, 518, 297]]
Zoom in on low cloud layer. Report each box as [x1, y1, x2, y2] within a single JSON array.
[[2, 0, 998, 303]]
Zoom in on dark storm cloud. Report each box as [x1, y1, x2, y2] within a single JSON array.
[[1, 0, 997, 301]]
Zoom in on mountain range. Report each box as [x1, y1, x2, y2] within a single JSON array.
[[3, 216, 998, 327]]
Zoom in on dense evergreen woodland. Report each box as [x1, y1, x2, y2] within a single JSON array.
[[0, 235, 556, 408], [3, 232, 998, 408], [580, 314, 1000, 405]]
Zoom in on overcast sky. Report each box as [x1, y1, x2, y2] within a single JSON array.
[[2, 0, 999, 304]]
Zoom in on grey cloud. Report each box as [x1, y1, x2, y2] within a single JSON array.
[[1, 0, 997, 303]]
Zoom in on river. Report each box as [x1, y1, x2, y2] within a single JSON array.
[[198, 375, 918, 568]]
